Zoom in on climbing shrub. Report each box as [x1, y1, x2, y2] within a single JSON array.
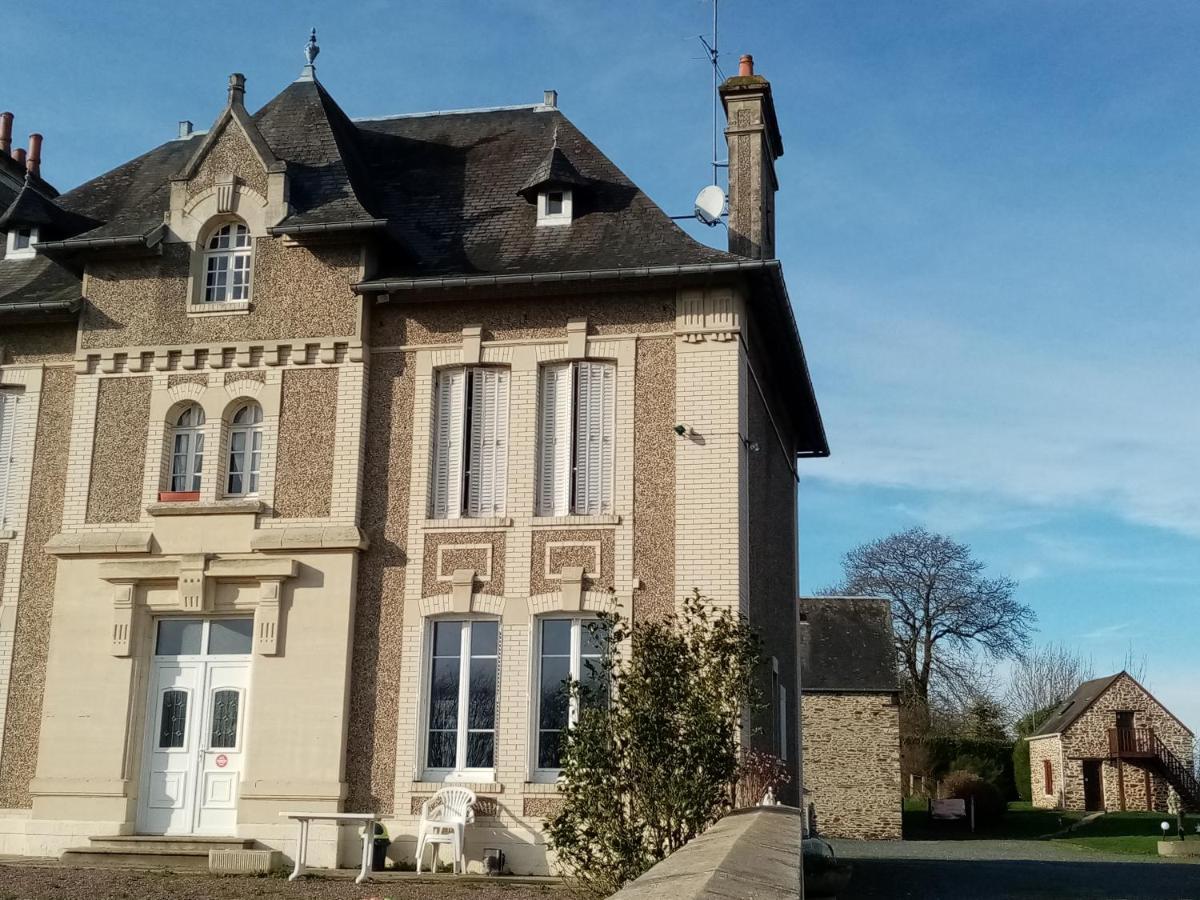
[[546, 590, 762, 897]]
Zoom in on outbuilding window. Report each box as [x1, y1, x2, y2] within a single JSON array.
[[202, 222, 253, 303], [1043, 759, 1054, 795]]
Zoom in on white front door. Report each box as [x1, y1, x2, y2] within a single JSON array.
[[138, 618, 253, 835]]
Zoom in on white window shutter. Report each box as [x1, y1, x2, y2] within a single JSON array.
[[466, 368, 509, 517], [0, 393, 13, 527], [432, 369, 466, 518], [573, 362, 616, 515], [537, 363, 573, 516]]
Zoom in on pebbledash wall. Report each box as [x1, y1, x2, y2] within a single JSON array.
[[801, 693, 902, 839], [0, 278, 793, 874], [1029, 674, 1194, 813]]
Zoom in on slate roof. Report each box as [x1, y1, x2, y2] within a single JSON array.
[[799, 597, 898, 693], [1030, 674, 1123, 737], [0, 254, 82, 313], [30, 73, 732, 278], [0, 180, 99, 236]]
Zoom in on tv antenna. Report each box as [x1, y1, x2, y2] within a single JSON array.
[[672, 0, 728, 227]]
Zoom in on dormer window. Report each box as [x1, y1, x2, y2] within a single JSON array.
[[5, 227, 37, 259], [202, 222, 252, 303], [537, 190, 572, 227]]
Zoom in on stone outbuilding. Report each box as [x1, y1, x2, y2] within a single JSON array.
[[799, 597, 901, 840], [1028, 672, 1197, 813]]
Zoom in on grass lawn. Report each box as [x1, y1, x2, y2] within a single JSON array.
[[1055, 811, 1200, 857], [903, 800, 1083, 841]]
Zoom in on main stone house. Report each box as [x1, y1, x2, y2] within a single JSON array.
[[0, 54, 825, 872]]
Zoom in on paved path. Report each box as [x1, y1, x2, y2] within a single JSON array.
[[830, 839, 1200, 899]]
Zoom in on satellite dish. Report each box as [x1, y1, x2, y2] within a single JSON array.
[[694, 184, 727, 226]]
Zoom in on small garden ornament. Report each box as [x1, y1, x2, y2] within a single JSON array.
[[1167, 787, 1185, 841]]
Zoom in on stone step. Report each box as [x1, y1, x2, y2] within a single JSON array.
[[87, 835, 255, 854], [60, 846, 212, 871]]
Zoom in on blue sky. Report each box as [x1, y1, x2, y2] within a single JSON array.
[[7, 2, 1197, 732]]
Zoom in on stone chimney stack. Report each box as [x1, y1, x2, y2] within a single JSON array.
[[228, 73, 247, 108], [718, 54, 783, 259]]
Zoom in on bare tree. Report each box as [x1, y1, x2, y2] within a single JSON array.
[[1004, 643, 1094, 725], [1117, 643, 1150, 687], [823, 527, 1034, 718]]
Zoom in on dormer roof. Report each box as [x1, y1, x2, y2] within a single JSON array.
[[0, 178, 98, 238], [518, 143, 590, 202]]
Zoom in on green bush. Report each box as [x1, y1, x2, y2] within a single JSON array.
[[942, 770, 1006, 824]]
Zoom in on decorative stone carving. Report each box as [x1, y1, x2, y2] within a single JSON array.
[[256, 579, 283, 655], [450, 568, 476, 613], [676, 287, 741, 343], [560, 566, 584, 612], [566, 317, 588, 359], [178, 555, 208, 611], [111, 583, 136, 657], [462, 325, 483, 366], [215, 174, 237, 213]]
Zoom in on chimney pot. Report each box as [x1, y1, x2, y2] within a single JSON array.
[[12, 148, 26, 166], [543, 90, 558, 109], [0, 112, 12, 156], [228, 73, 246, 106], [739, 54, 754, 77], [178, 120, 194, 140], [26, 133, 42, 178]]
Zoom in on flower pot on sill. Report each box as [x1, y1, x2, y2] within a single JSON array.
[[158, 491, 201, 502]]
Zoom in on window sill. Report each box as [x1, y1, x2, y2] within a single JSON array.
[[0, 529, 15, 541], [187, 300, 251, 318], [157, 491, 201, 503], [530, 514, 621, 527], [525, 775, 564, 789], [413, 778, 502, 793], [423, 517, 512, 530], [148, 498, 264, 516]]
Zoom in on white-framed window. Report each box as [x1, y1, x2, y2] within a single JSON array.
[[0, 390, 17, 528], [534, 617, 607, 773], [537, 190, 572, 226], [225, 402, 262, 496], [424, 619, 499, 778], [169, 404, 206, 493], [202, 222, 253, 303], [537, 361, 615, 516], [4, 227, 37, 259], [430, 367, 509, 519]]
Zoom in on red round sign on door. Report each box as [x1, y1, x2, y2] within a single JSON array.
[[215, 754, 229, 769]]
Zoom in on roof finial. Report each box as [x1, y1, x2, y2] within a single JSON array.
[[300, 28, 320, 80]]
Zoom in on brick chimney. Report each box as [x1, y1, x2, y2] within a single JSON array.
[[0, 112, 11, 156], [26, 133, 42, 178], [718, 54, 783, 259]]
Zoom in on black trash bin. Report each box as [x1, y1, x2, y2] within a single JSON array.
[[371, 822, 390, 871]]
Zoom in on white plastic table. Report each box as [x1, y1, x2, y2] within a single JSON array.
[[281, 811, 379, 884]]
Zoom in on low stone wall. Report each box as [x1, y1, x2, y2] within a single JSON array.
[[607, 806, 802, 899]]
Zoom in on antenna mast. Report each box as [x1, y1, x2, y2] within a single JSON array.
[[698, 0, 725, 186]]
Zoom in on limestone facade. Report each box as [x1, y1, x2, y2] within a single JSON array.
[[801, 693, 902, 840]]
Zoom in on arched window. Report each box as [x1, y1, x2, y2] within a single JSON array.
[[226, 403, 263, 496], [202, 222, 253, 303], [169, 404, 205, 493]]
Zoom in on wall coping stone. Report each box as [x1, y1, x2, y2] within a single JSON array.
[[608, 806, 802, 899]]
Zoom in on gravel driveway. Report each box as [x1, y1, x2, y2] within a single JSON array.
[[0, 863, 561, 900], [830, 839, 1200, 900]]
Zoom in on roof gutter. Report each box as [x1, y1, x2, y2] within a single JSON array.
[[354, 258, 781, 294], [269, 219, 389, 237], [37, 223, 165, 254], [0, 297, 81, 316]]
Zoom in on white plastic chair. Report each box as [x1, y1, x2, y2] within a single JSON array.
[[415, 786, 477, 874]]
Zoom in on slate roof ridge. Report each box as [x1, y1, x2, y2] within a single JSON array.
[[352, 103, 544, 123], [1031, 670, 1195, 738]]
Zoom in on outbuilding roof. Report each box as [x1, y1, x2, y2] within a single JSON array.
[[799, 596, 898, 693]]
